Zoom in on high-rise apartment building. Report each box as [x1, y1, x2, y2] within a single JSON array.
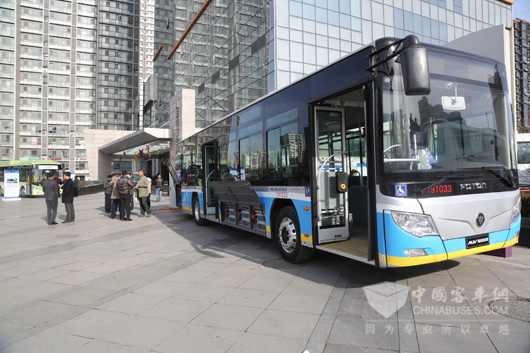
[[0, 0, 142, 179], [148, 0, 513, 133], [514, 17, 529, 131], [0, 0, 99, 175], [96, 0, 140, 131]]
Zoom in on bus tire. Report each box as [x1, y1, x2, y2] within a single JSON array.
[[193, 195, 207, 226], [276, 206, 313, 263]]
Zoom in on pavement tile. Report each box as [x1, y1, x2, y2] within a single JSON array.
[[219, 287, 278, 309], [97, 292, 168, 315], [174, 283, 233, 302], [142, 297, 212, 323], [1, 277, 74, 299], [247, 309, 320, 340], [0, 301, 78, 328], [239, 273, 293, 292], [54, 309, 184, 350], [190, 303, 263, 331], [75, 340, 136, 353], [487, 331, 530, 353], [0, 322, 31, 343], [268, 278, 334, 314], [415, 323, 498, 353], [47, 286, 115, 307], [153, 324, 242, 353], [133, 279, 192, 298], [162, 269, 212, 284], [227, 332, 306, 353], [0, 329, 90, 353], [48, 271, 105, 286], [199, 272, 252, 288]]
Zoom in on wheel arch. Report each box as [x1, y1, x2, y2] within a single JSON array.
[[269, 198, 295, 243]]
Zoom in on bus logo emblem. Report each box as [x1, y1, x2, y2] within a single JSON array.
[[476, 213, 485, 227], [395, 184, 407, 197]]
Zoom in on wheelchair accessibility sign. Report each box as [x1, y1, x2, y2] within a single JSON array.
[[395, 184, 408, 197]]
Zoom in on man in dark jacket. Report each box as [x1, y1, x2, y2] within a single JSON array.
[[61, 172, 75, 223], [42, 171, 59, 225], [103, 174, 112, 213], [117, 171, 135, 221]]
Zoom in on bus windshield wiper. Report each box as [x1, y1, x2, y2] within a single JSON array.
[[417, 173, 474, 195], [481, 166, 515, 188]]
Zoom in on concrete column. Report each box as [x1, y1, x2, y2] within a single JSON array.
[[84, 129, 131, 181]]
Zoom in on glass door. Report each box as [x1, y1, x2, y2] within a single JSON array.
[[315, 108, 350, 244]]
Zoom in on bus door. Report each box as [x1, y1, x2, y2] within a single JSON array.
[[315, 107, 350, 243], [202, 141, 219, 218]]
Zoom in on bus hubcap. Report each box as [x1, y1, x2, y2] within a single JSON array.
[[278, 217, 297, 253]]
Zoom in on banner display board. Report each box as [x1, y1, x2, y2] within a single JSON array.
[[3, 170, 21, 201]]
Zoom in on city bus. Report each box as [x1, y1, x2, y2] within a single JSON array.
[[0, 160, 62, 197], [175, 35, 520, 267]]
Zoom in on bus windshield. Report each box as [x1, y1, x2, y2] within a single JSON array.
[[380, 48, 516, 187]]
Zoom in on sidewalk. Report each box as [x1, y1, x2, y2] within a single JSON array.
[[0, 193, 529, 353]]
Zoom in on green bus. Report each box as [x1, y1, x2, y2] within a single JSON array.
[[0, 160, 62, 196]]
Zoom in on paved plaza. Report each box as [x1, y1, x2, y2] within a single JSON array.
[[0, 193, 529, 353]]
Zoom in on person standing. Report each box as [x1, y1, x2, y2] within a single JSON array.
[[42, 171, 59, 225], [61, 172, 75, 223], [108, 174, 121, 219], [103, 174, 112, 213], [128, 172, 136, 211], [136, 169, 151, 217], [155, 173, 163, 202], [117, 171, 135, 221], [74, 176, 81, 196]]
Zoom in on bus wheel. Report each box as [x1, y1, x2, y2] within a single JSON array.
[[193, 196, 206, 226], [20, 187, 26, 196], [276, 206, 313, 263]]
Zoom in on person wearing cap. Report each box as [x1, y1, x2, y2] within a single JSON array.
[[61, 172, 75, 223], [103, 174, 112, 213]]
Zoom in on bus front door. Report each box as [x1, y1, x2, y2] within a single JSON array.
[[315, 108, 350, 244]]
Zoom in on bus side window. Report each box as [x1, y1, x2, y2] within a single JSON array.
[[267, 128, 281, 181]]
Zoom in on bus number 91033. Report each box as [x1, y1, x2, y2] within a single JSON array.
[[427, 184, 452, 194]]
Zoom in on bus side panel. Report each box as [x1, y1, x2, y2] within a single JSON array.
[[257, 190, 313, 247], [293, 199, 313, 246], [180, 188, 195, 213], [383, 212, 448, 267]]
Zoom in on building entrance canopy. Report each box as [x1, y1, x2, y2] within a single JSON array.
[[98, 128, 170, 155]]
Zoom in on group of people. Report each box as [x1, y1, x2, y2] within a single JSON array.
[[42, 171, 77, 225], [103, 170, 164, 221]]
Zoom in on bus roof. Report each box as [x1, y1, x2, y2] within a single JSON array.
[[0, 160, 62, 168]]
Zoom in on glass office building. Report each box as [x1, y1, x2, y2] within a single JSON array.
[[148, 0, 513, 132]]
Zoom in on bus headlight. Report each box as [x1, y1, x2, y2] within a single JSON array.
[[391, 211, 439, 237], [511, 197, 521, 224]]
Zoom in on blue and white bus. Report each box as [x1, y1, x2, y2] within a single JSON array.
[[175, 35, 520, 267]]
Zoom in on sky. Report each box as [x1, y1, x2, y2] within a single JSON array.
[[513, 1, 530, 20]]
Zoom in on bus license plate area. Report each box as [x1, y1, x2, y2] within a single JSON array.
[[465, 234, 489, 249]]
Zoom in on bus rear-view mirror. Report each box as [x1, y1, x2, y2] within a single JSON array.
[[400, 36, 431, 96]]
